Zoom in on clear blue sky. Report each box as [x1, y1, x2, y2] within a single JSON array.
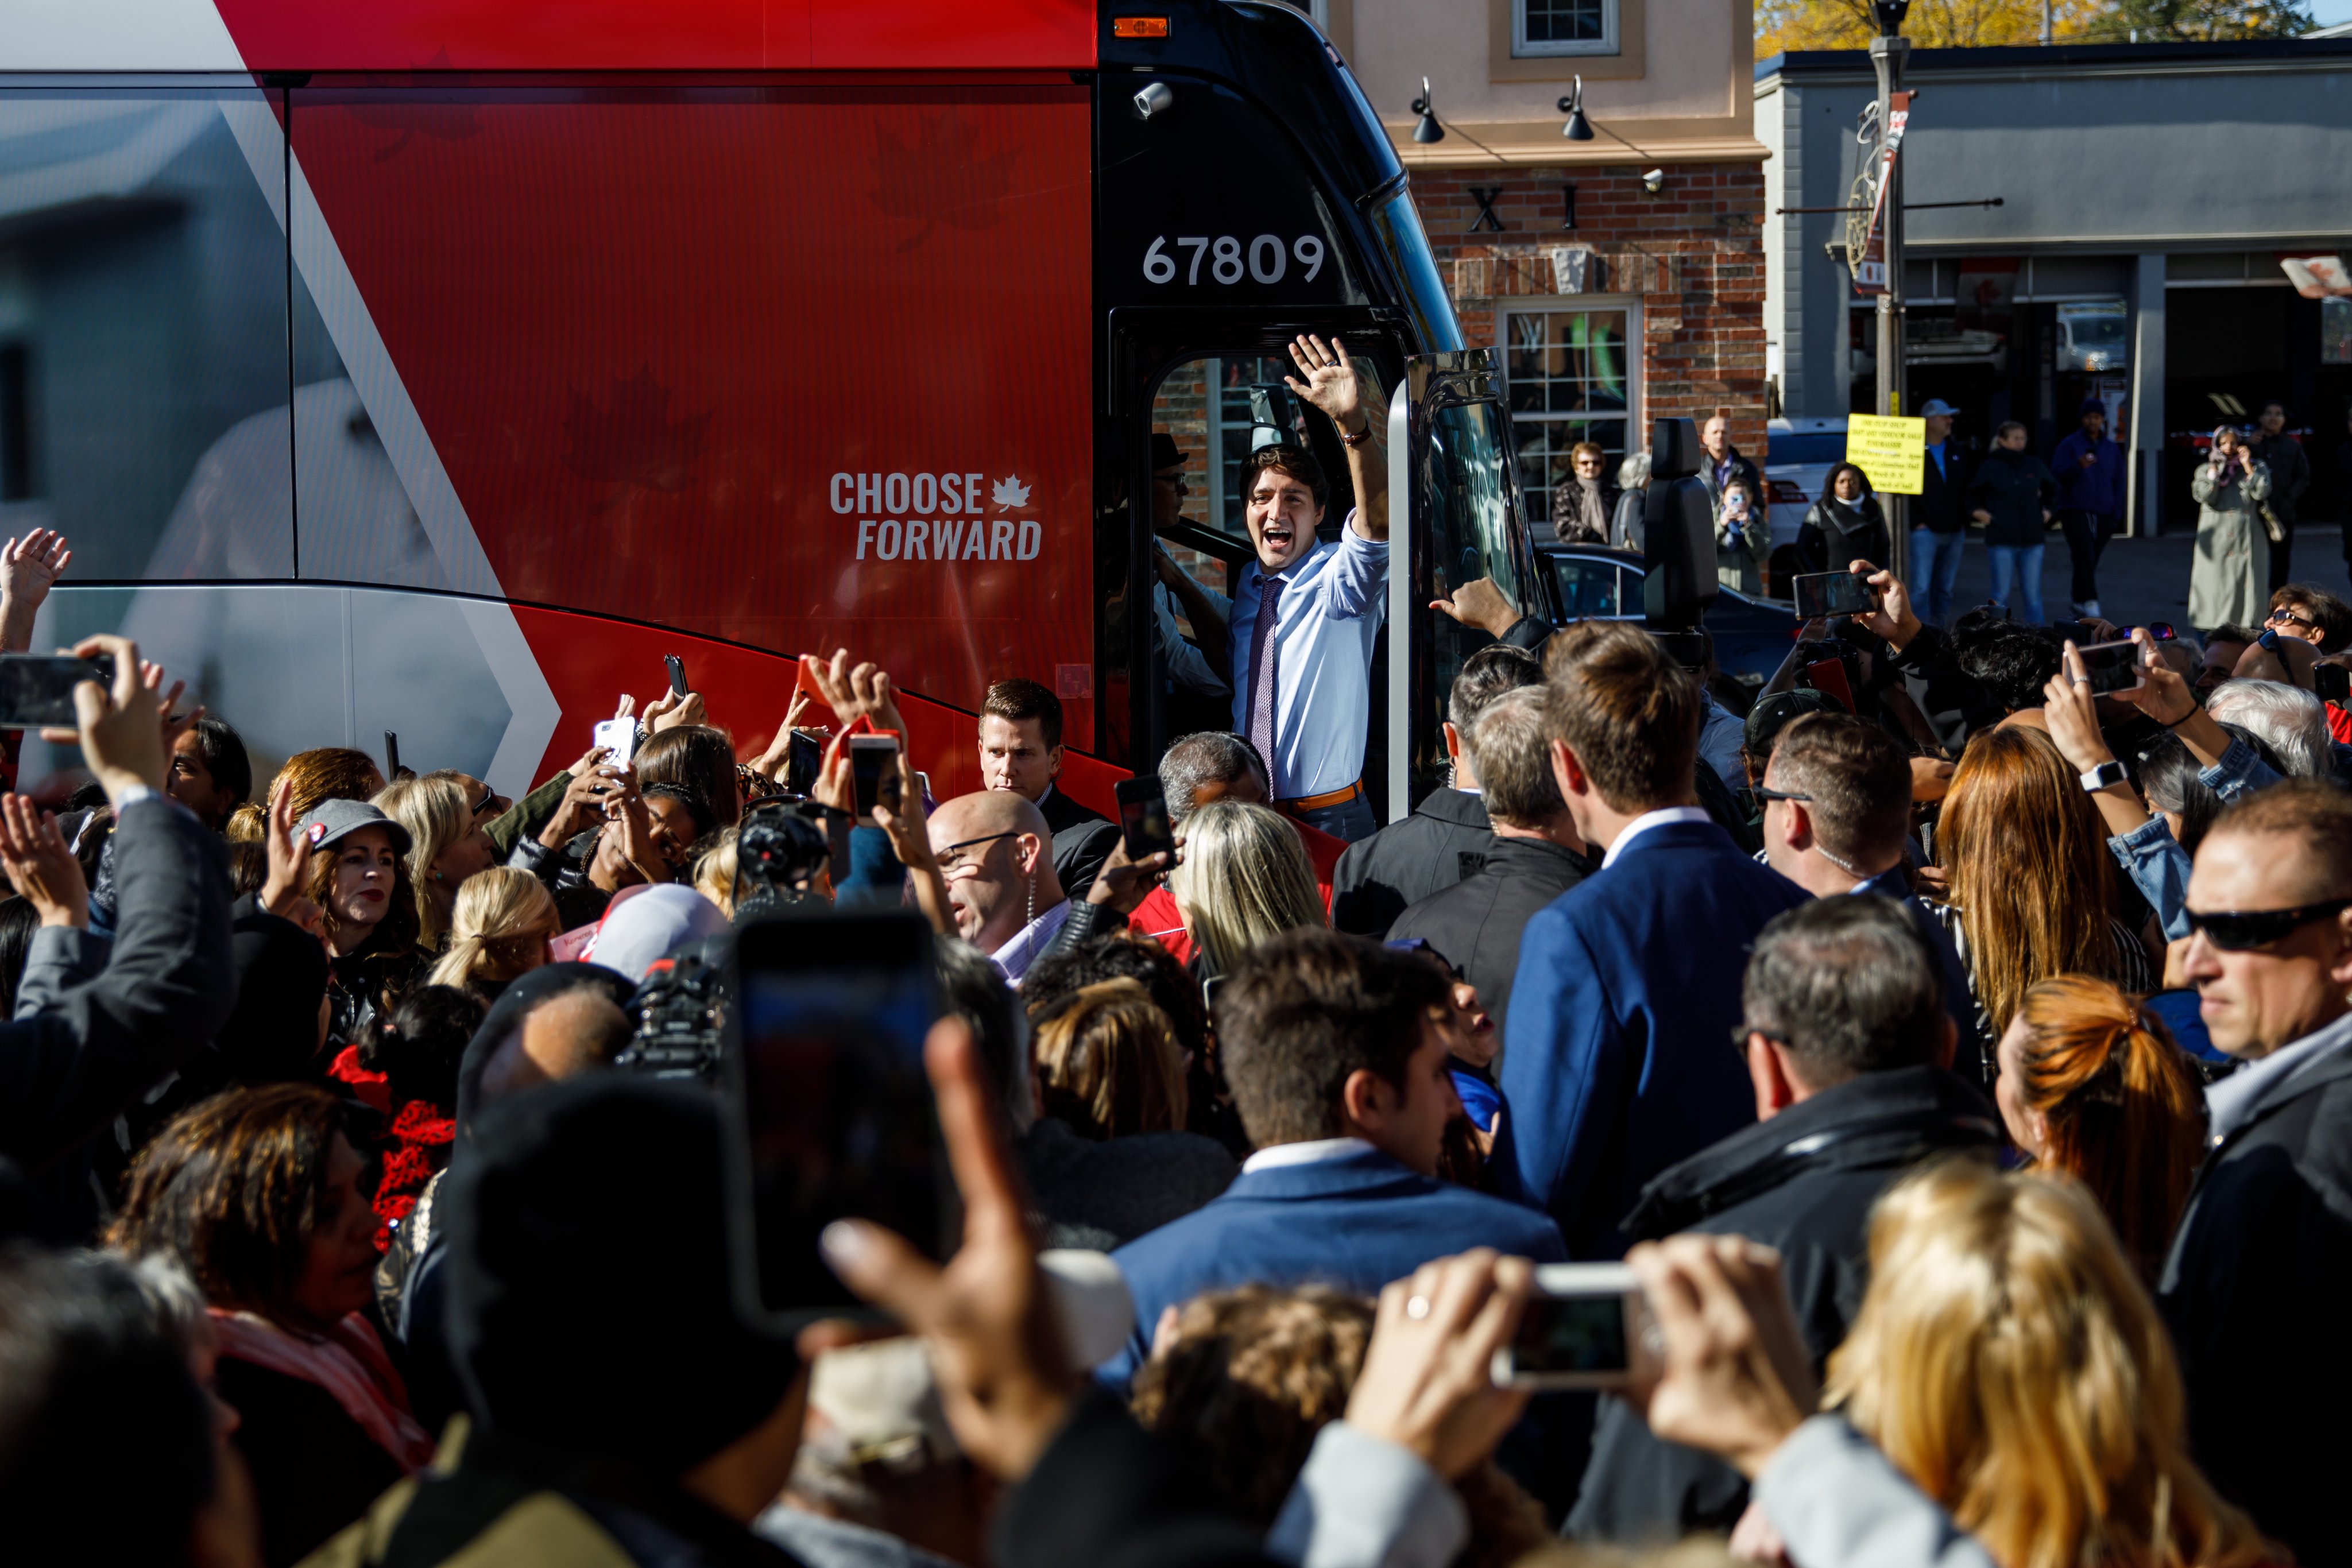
[[2314, 0, 2352, 26]]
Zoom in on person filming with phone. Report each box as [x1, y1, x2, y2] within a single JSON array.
[[2191, 425, 2273, 634]]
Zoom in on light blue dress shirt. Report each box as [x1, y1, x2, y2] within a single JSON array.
[[1205, 516, 1388, 799]]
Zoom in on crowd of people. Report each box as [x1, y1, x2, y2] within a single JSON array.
[[4, 343, 2352, 1568]]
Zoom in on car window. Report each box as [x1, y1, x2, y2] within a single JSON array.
[[1766, 432, 1845, 466], [1550, 554, 1622, 618]]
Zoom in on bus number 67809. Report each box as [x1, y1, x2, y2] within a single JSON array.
[[1143, 234, 1325, 287]]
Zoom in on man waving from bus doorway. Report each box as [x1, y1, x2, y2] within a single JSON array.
[[1202, 334, 1390, 843]]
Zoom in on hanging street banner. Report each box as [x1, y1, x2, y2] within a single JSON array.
[[1852, 91, 1914, 296]]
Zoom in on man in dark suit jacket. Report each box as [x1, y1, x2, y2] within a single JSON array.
[[2159, 782, 2352, 1568], [1388, 685, 1589, 1039], [1755, 713, 1977, 1064], [1570, 896, 1995, 1543], [978, 676, 1119, 899], [1333, 644, 1542, 935], [1100, 928, 1568, 1387], [1496, 622, 1809, 1258], [0, 634, 238, 1244]]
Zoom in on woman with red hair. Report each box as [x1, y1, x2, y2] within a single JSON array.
[[1993, 973, 2206, 1282]]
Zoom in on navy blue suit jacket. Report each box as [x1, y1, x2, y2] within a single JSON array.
[[1098, 1147, 1568, 1387], [1496, 819, 1810, 1257], [1854, 866, 1977, 1052]]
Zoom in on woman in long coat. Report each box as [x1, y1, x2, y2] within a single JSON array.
[[2189, 425, 2272, 632]]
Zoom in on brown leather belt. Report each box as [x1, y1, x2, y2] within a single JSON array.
[[1277, 780, 1364, 814]]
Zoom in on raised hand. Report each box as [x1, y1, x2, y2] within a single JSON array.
[[40, 635, 166, 804], [258, 777, 325, 931], [751, 690, 814, 782], [803, 649, 908, 738], [2040, 642, 2118, 773], [1283, 334, 1365, 432], [1623, 1234, 1817, 1480], [140, 661, 203, 753], [1345, 1249, 1534, 1480], [641, 687, 706, 733], [0, 794, 88, 930], [537, 760, 616, 849], [0, 531, 72, 652], [821, 1018, 1077, 1481], [1429, 578, 1522, 640], [1852, 562, 1921, 652], [1083, 833, 1170, 915]]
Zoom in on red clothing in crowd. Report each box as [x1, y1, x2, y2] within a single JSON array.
[[1128, 814, 1347, 965]]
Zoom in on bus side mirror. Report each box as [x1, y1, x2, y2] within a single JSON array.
[[1643, 476, 1719, 632], [1650, 416, 1702, 481]]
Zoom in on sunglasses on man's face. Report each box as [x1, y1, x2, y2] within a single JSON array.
[[2184, 897, 2352, 952]]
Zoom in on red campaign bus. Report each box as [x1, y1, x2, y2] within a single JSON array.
[[0, 0, 1545, 816]]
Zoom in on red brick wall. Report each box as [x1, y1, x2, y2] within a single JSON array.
[[1403, 161, 1768, 459]]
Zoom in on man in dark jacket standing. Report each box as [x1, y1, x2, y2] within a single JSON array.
[[2050, 396, 2127, 619], [1332, 644, 1540, 935], [1967, 420, 2057, 624], [0, 634, 237, 1243], [2249, 400, 2311, 594], [1569, 895, 1994, 1544], [1387, 686, 1588, 1039], [2161, 781, 2352, 1567], [1907, 400, 1971, 625]]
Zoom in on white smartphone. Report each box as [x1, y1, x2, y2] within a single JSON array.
[[1490, 1263, 1657, 1390], [591, 715, 637, 766]]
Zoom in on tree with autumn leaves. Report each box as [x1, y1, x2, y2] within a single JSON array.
[[1758, 0, 2313, 52]]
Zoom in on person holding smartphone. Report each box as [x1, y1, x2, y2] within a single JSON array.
[[1714, 477, 1769, 595], [2189, 425, 2273, 634]]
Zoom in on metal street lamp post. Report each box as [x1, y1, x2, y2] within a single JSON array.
[[1871, 0, 1910, 580]]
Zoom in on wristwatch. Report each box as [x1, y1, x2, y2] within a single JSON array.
[[2079, 761, 2127, 793]]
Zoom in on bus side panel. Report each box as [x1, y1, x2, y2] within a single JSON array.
[[203, 0, 1096, 72], [290, 84, 1098, 746]]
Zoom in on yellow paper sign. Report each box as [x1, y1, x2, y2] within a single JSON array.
[[1845, 413, 1926, 495]]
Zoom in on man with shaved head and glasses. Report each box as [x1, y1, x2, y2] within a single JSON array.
[[2159, 779, 2352, 1565]]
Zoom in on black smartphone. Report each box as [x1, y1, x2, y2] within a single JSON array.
[[2315, 663, 2350, 704], [724, 911, 953, 1330], [784, 727, 827, 796], [664, 653, 690, 699], [383, 729, 402, 778], [2078, 639, 2144, 696], [1491, 1264, 1655, 1389], [0, 653, 117, 729], [1114, 776, 1174, 861], [1790, 570, 1878, 621], [848, 732, 902, 818]]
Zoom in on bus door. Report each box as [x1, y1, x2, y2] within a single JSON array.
[[1111, 319, 1410, 799], [1384, 350, 1549, 822]]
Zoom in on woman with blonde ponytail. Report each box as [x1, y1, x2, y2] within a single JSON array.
[[1992, 974, 2206, 1284], [426, 867, 558, 1001]]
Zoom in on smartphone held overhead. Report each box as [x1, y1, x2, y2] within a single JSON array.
[[1790, 570, 1878, 621], [1115, 776, 1174, 861], [591, 714, 637, 766], [2076, 640, 2144, 696], [722, 911, 953, 1331], [0, 652, 116, 730], [1491, 1264, 1657, 1389], [848, 731, 902, 818]]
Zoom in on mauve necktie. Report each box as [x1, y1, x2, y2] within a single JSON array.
[[1246, 572, 1282, 779]]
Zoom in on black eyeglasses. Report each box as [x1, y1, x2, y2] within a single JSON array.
[[2266, 607, 2320, 634], [1750, 786, 1813, 804], [936, 830, 1018, 873], [2184, 897, 2352, 952]]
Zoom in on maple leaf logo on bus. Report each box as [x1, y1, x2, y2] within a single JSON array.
[[868, 109, 1019, 253], [560, 368, 712, 505], [991, 477, 1031, 511]]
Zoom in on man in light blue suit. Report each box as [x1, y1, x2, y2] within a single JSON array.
[[1495, 622, 1809, 1257], [1100, 930, 1566, 1388]]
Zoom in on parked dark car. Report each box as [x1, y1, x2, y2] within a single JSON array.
[[1536, 542, 1802, 689]]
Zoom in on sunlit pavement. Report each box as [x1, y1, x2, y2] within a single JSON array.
[[1926, 525, 2352, 636]]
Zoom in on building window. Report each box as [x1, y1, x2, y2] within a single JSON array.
[[1502, 304, 1636, 528], [1514, 0, 1616, 56]]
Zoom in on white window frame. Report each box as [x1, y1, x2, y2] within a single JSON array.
[[1499, 296, 1643, 522], [1512, 0, 1619, 57]]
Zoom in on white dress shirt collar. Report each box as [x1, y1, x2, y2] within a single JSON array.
[[990, 897, 1072, 985], [2206, 1008, 2352, 1142], [1240, 1136, 1375, 1175], [1599, 806, 1713, 870]]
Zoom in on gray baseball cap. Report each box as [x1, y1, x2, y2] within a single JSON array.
[[1918, 398, 1960, 418], [296, 798, 412, 857]]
